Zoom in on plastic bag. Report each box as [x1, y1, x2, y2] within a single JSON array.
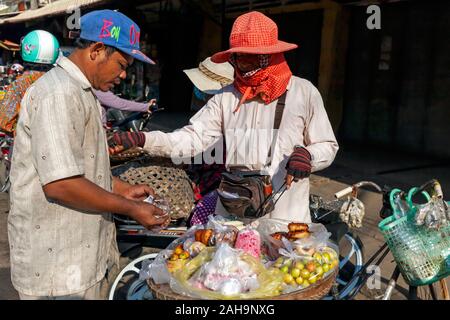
[[170, 243, 284, 299], [256, 218, 332, 260], [340, 196, 365, 228], [415, 198, 449, 230], [141, 217, 243, 284], [139, 224, 203, 284], [272, 238, 339, 293]]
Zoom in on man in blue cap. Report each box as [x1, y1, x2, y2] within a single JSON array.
[[8, 10, 168, 300]]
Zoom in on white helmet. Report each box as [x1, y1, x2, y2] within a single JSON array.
[[21, 30, 60, 64]]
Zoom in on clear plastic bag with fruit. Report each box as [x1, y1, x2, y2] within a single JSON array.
[[255, 218, 339, 292], [141, 216, 243, 284], [270, 237, 339, 293], [140, 224, 204, 284], [169, 243, 284, 299]]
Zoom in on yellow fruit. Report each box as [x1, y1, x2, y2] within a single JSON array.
[[166, 259, 186, 273], [330, 259, 339, 269], [302, 279, 310, 288], [322, 252, 331, 264], [275, 257, 284, 264], [280, 265, 289, 273], [300, 269, 310, 279], [169, 254, 178, 261], [315, 266, 324, 276], [294, 261, 305, 270], [313, 252, 322, 263], [179, 252, 189, 260], [323, 264, 330, 273], [174, 245, 184, 255], [295, 277, 304, 285], [308, 275, 318, 284], [283, 259, 293, 267], [291, 268, 301, 278], [284, 274, 294, 284]]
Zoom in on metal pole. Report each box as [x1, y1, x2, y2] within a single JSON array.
[[221, 0, 227, 50]]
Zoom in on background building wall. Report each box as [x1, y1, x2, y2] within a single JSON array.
[[339, 0, 450, 159]]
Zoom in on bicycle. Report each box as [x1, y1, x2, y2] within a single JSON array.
[[0, 131, 13, 193], [314, 180, 449, 300]]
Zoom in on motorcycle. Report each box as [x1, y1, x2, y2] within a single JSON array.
[[0, 132, 13, 192]]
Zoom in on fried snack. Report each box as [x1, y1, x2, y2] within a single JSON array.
[[288, 230, 310, 240], [194, 229, 214, 246], [195, 230, 203, 242], [213, 227, 239, 247], [270, 232, 289, 241], [288, 222, 309, 232]]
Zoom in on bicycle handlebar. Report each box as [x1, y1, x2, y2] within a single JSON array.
[[335, 187, 353, 199], [334, 181, 383, 199]]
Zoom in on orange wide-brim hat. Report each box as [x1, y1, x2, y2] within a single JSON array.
[[211, 11, 298, 64]]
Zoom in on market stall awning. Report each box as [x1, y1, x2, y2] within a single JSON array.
[[0, 0, 111, 24], [0, 39, 20, 51]]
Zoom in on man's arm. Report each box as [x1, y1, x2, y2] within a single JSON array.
[[43, 176, 168, 229], [95, 90, 150, 113]]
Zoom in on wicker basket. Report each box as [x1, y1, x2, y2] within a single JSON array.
[[112, 156, 195, 220], [147, 269, 337, 300], [110, 147, 147, 164]]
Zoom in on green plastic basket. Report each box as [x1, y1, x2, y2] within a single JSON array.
[[378, 191, 450, 286]]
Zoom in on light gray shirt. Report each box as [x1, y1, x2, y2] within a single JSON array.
[[143, 76, 339, 222], [8, 56, 119, 296]]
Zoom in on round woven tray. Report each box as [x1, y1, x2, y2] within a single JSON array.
[[112, 156, 195, 220], [110, 147, 147, 164], [147, 269, 337, 300]]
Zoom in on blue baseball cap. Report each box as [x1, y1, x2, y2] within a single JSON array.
[[80, 9, 154, 64]]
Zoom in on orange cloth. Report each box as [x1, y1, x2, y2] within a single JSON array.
[[233, 53, 292, 112], [0, 71, 44, 133]]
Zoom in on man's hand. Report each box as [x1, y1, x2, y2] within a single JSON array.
[[129, 201, 170, 230], [122, 184, 155, 201], [285, 146, 312, 189], [108, 131, 145, 155], [113, 177, 155, 201]]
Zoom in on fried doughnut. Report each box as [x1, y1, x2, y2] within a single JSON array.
[[202, 229, 213, 245], [288, 222, 309, 232], [194, 229, 214, 246], [271, 232, 289, 241], [288, 230, 310, 240], [194, 230, 203, 242]]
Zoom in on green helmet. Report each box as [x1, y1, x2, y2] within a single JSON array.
[[21, 30, 60, 64]]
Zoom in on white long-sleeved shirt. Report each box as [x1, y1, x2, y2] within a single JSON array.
[[143, 76, 338, 222]]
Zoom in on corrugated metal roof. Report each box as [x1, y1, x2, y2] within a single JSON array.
[[0, 0, 111, 24]]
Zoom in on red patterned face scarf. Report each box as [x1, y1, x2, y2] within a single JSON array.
[[230, 53, 292, 112]]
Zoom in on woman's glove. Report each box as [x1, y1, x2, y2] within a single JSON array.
[[108, 131, 145, 154], [285, 146, 312, 186]]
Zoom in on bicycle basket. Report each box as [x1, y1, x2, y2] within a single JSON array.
[[378, 199, 450, 286]]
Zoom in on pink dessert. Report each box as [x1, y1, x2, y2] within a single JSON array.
[[234, 229, 261, 258]]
